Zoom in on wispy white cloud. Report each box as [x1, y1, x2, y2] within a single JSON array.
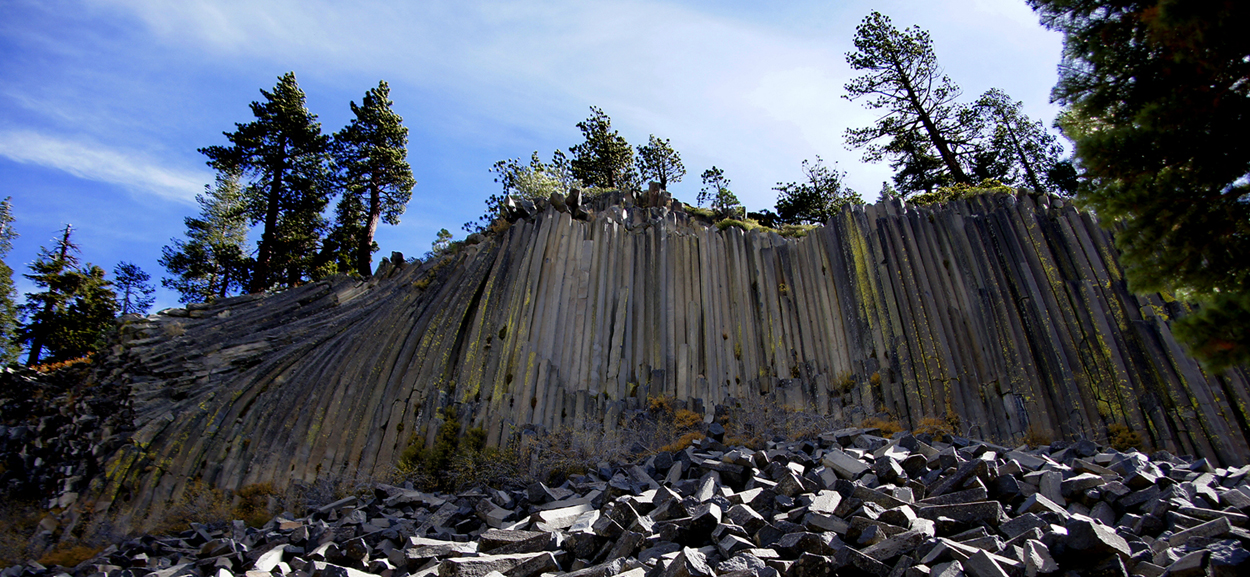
[[88, 0, 1059, 205], [0, 130, 208, 204], [68, 0, 1062, 210]]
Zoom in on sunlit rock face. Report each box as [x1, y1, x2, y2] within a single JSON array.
[[90, 192, 1249, 530]]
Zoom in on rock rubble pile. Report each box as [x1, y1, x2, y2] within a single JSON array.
[[8, 427, 1250, 577], [0, 365, 134, 539]]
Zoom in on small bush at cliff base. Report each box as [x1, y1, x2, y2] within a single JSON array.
[[147, 478, 232, 535], [397, 408, 498, 491], [1108, 423, 1144, 452], [1021, 425, 1052, 448], [721, 391, 836, 450], [673, 408, 702, 430], [234, 482, 278, 528], [642, 394, 704, 451], [284, 469, 378, 515], [522, 422, 635, 487]]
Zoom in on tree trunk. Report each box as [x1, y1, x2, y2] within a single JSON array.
[[358, 179, 382, 278], [27, 225, 73, 365], [251, 144, 286, 293], [892, 56, 970, 185], [1005, 119, 1045, 193]]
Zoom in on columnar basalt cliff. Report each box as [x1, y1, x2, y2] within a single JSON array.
[[85, 192, 1248, 530]]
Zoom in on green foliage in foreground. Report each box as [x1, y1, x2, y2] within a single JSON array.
[[1030, 0, 1250, 369]]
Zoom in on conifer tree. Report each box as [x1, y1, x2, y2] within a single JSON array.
[[773, 157, 863, 225], [844, 11, 977, 194], [971, 88, 1070, 194], [636, 135, 685, 190], [0, 197, 19, 364], [332, 81, 415, 277], [113, 262, 156, 315], [17, 225, 117, 365], [1030, 0, 1250, 368], [160, 170, 251, 303], [569, 107, 636, 190], [317, 193, 369, 278], [426, 228, 454, 260], [199, 72, 331, 292], [699, 167, 740, 215]]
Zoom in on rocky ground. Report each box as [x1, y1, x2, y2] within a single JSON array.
[[4, 425, 1250, 577]]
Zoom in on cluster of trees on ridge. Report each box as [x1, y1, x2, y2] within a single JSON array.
[[469, 11, 1077, 236], [0, 212, 157, 366], [0, 2, 1244, 371], [167, 73, 416, 301]]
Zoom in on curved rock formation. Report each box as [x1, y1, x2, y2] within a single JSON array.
[[89, 193, 1249, 530]]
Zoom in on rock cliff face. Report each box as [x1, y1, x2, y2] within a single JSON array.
[[91, 193, 1248, 529]]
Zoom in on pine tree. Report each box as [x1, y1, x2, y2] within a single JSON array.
[[332, 81, 415, 277], [0, 197, 19, 365], [843, 11, 977, 195], [113, 262, 156, 315], [971, 88, 1070, 194], [199, 72, 331, 292], [317, 193, 370, 278], [16, 225, 117, 365], [699, 167, 740, 215], [773, 157, 863, 225], [426, 228, 454, 260], [160, 170, 251, 304], [636, 135, 685, 190], [569, 107, 636, 190], [1030, 0, 1250, 368]]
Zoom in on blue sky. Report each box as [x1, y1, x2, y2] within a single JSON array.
[[0, 0, 1064, 311]]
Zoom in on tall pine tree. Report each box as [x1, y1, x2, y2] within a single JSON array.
[[636, 135, 685, 191], [971, 88, 1070, 194], [331, 81, 415, 277], [569, 107, 636, 190], [113, 262, 156, 315], [16, 225, 117, 365], [160, 169, 251, 303], [199, 72, 331, 292], [843, 11, 978, 195]]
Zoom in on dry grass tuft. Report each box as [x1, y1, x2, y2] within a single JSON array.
[[38, 543, 102, 569], [859, 416, 903, 437], [661, 431, 705, 453], [914, 415, 959, 437], [673, 409, 702, 430], [1021, 425, 1052, 448]]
